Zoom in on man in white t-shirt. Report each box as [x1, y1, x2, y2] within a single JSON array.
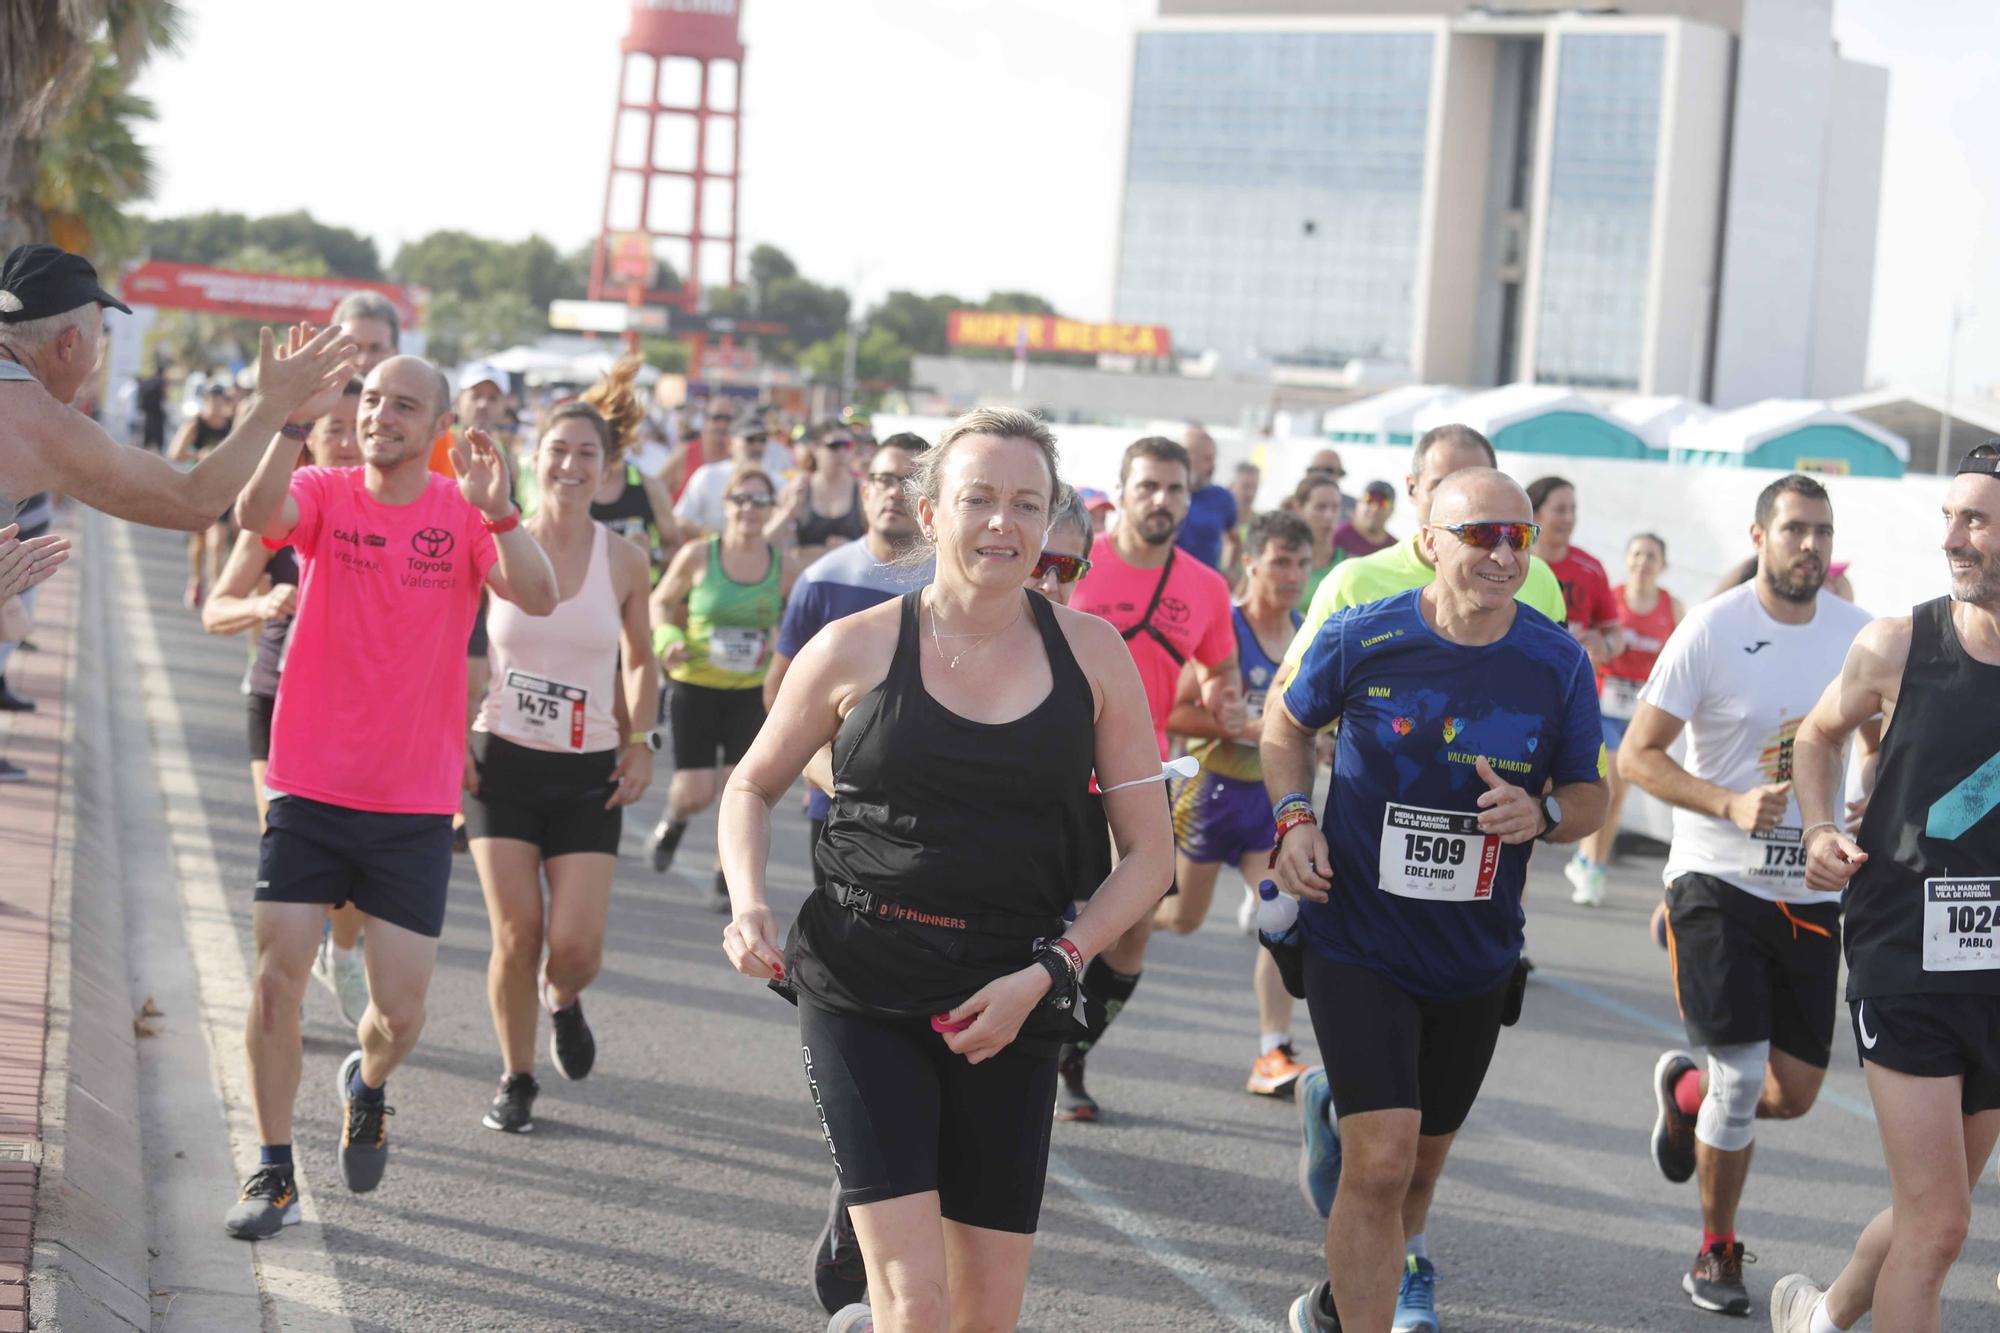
[[1619, 474, 1875, 1318], [673, 418, 795, 536]]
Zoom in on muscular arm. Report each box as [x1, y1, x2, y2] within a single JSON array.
[[1617, 703, 1732, 820], [1796, 617, 1907, 834], [200, 529, 282, 635], [762, 652, 793, 713]]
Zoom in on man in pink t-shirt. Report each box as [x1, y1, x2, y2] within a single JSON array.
[[222, 354, 558, 1240], [1062, 435, 1242, 1120]]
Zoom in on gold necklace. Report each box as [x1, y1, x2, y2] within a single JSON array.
[[927, 594, 1022, 669]]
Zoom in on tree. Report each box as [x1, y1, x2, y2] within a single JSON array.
[[143, 209, 383, 279], [982, 290, 1059, 316], [33, 40, 159, 265], [746, 243, 796, 293], [2, 0, 185, 250], [869, 290, 962, 357], [798, 325, 912, 392]]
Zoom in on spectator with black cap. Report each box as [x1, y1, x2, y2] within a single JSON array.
[[0, 242, 356, 539]]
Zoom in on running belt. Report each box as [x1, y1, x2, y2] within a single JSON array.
[[822, 880, 1065, 938]]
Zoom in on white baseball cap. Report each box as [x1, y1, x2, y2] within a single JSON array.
[[457, 362, 507, 395]]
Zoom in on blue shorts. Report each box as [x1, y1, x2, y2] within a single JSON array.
[[1601, 714, 1630, 750], [256, 794, 454, 938], [1170, 770, 1271, 867]]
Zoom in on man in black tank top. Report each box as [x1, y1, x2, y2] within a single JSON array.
[[1769, 444, 2000, 1333]]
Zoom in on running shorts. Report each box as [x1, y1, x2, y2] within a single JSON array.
[[246, 691, 276, 764], [1600, 713, 1630, 750], [799, 999, 1059, 1234], [1170, 769, 1271, 867], [1303, 951, 1508, 1137], [1850, 993, 2000, 1116], [668, 679, 764, 771], [463, 732, 622, 858], [1666, 872, 1841, 1066], [256, 795, 454, 938]]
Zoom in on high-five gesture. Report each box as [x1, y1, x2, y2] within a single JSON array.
[[451, 427, 513, 519], [1474, 755, 1544, 844], [256, 323, 358, 420]]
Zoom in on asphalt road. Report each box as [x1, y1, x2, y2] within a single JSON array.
[[116, 520, 1997, 1331]]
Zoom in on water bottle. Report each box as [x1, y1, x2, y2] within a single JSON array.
[[1255, 880, 1306, 999]]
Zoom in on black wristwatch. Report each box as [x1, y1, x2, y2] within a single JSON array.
[[1033, 949, 1078, 1015], [1536, 794, 1563, 842]]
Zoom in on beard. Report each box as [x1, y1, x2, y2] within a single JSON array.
[[1764, 557, 1825, 604], [1948, 547, 2000, 607], [1138, 509, 1181, 546]]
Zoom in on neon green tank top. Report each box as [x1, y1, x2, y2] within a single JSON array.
[[672, 537, 783, 689]]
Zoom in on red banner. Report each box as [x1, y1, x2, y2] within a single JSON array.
[[118, 261, 420, 327], [947, 310, 1172, 359]]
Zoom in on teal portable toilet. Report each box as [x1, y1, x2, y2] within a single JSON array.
[[1668, 401, 1908, 478], [1412, 384, 1653, 460]]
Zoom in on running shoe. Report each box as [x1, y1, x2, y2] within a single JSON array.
[[311, 936, 369, 1027], [811, 1178, 868, 1315], [709, 868, 732, 915], [482, 1072, 538, 1134], [336, 1049, 393, 1193], [1768, 1274, 1824, 1332], [649, 818, 688, 873], [1683, 1241, 1752, 1315], [826, 1304, 874, 1333], [1236, 885, 1259, 936], [1297, 1067, 1341, 1218], [1650, 1050, 1699, 1185], [544, 979, 597, 1081], [223, 1165, 299, 1240], [1565, 855, 1606, 907], [1287, 1280, 1342, 1332], [1651, 899, 1671, 950], [1392, 1256, 1438, 1333], [0, 759, 26, 784], [1054, 1046, 1099, 1123], [1248, 1043, 1308, 1098]]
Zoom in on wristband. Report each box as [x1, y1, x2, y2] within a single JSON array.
[[1799, 820, 1840, 844], [1273, 791, 1313, 819], [627, 730, 653, 749], [279, 421, 312, 442], [652, 624, 686, 658], [481, 507, 520, 535], [1276, 809, 1318, 842], [1049, 937, 1085, 981], [1033, 950, 1076, 1015]]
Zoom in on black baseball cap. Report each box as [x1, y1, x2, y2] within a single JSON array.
[[0, 244, 132, 323]]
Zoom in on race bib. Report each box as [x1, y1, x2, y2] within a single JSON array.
[[1245, 689, 1267, 726], [1923, 878, 2000, 973], [1378, 803, 1501, 903], [1740, 825, 1808, 887], [1600, 675, 1642, 720], [710, 626, 767, 675], [502, 669, 588, 751]]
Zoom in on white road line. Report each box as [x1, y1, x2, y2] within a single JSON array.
[[113, 523, 355, 1333], [1044, 1150, 1272, 1331]]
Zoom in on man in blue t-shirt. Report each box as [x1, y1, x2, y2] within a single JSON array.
[[1175, 424, 1237, 570], [1262, 468, 1608, 1333]]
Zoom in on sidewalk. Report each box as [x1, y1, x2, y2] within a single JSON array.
[[0, 528, 77, 1333]]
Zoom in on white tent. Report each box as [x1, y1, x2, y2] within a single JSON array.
[[1323, 384, 1462, 444], [1609, 395, 1713, 450]]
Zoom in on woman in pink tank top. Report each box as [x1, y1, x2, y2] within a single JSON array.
[[464, 386, 660, 1135]]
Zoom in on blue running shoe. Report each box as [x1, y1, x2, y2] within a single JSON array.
[[1392, 1256, 1438, 1333], [1297, 1066, 1341, 1219]]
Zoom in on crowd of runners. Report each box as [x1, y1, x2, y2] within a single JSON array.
[[1, 241, 1997, 1332]]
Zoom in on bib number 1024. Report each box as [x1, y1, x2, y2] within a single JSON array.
[[1923, 877, 2000, 974]]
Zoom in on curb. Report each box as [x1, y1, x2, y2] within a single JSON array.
[[28, 510, 151, 1331]]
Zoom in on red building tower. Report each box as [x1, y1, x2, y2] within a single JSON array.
[[589, 0, 746, 345]]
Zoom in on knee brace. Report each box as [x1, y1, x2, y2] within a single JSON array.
[[1694, 1041, 1768, 1152]]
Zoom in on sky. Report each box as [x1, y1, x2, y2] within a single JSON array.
[[133, 0, 1996, 405]]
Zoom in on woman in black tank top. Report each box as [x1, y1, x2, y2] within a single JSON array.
[[716, 408, 1169, 1328]]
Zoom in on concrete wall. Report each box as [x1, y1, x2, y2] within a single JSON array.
[[1807, 57, 1889, 400], [1411, 33, 1497, 385], [1640, 21, 1733, 399], [1709, 0, 1836, 407]]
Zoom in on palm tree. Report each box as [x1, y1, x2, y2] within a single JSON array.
[[0, 0, 184, 252], [35, 41, 160, 264]]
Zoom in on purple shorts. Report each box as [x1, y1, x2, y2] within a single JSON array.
[[1170, 770, 1272, 867]]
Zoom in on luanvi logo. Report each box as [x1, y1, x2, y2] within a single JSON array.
[[1743, 641, 1771, 655]]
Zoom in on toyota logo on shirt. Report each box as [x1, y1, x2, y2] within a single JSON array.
[[412, 527, 455, 558]]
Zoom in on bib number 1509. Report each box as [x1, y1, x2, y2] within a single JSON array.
[[1401, 833, 1468, 867]]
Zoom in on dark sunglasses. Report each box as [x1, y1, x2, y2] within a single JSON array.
[[821, 437, 853, 450], [1033, 551, 1092, 584], [1426, 520, 1540, 552], [865, 472, 908, 490], [726, 492, 775, 509]]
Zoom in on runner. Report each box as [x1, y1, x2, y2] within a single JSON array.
[[1154, 509, 1312, 1096], [787, 422, 868, 565], [1221, 459, 1263, 583], [1290, 473, 1347, 609], [1332, 480, 1398, 563], [1526, 475, 1622, 665], [585, 356, 677, 582], [648, 465, 801, 912], [1268, 467, 1606, 1333], [1565, 532, 1682, 907], [1063, 435, 1241, 1121], [168, 383, 237, 608], [675, 415, 796, 537], [1768, 442, 2000, 1333], [138, 360, 169, 453], [1177, 424, 1237, 571], [715, 406, 1170, 1333], [468, 391, 659, 1135], [201, 377, 370, 1023], [1, 243, 356, 563], [1303, 449, 1356, 525], [221, 354, 558, 1240], [1618, 474, 1872, 1316]]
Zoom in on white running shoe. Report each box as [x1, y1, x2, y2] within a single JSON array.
[[1768, 1273, 1824, 1332], [1565, 855, 1606, 907], [827, 1304, 873, 1333], [313, 937, 370, 1027], [1236, 885, 1259, 936]]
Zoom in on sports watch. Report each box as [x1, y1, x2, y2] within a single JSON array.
[[1536, 794, 1563, 842]]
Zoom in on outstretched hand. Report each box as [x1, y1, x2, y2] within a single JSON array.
[[452, 428, 512, 518], [258, 323, 358, 420]]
